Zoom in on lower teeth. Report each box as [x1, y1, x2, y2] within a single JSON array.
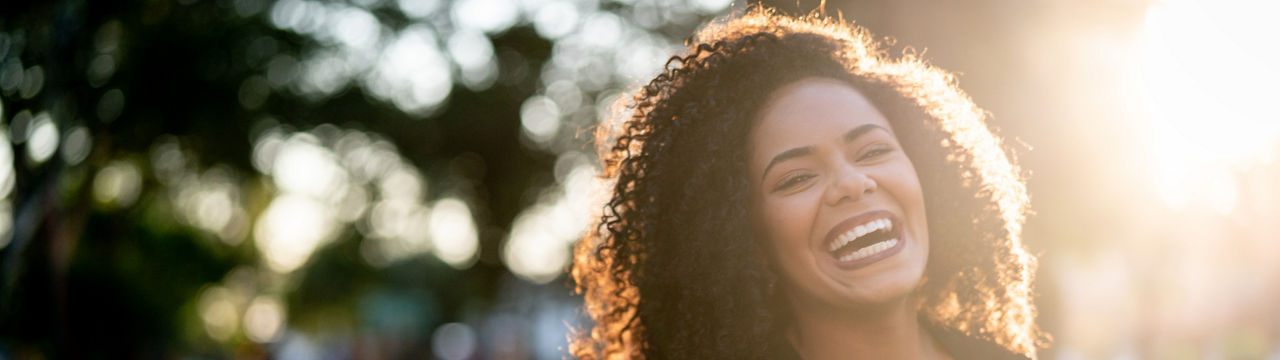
[[838, 238, 899, 262]]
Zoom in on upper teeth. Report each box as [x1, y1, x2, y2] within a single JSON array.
[[828, 218, 893, 252]]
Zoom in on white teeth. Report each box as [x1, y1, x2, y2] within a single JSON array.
[[837, 238, 899, 262], [828, 218, 894, 252], [830, 234, 848, 252]]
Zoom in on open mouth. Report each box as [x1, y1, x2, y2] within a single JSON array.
[[823, 212, 904, 267]]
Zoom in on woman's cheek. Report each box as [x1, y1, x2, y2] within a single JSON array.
[[764, 195, 817, 252]]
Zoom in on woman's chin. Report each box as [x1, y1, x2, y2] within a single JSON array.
[[817, 240, 928, 306], [834, 273, 922, 306]]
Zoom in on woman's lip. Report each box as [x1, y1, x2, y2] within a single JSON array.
[[819, 210, 905, 270]]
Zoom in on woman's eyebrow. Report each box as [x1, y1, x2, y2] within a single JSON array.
[[842, 123, 888, 144], [761, 146, 813, 181]]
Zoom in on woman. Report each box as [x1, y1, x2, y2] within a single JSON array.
[[571, 7, 1045, 359]]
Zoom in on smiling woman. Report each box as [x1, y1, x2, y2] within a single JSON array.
[[571, 6, 1045, 360]]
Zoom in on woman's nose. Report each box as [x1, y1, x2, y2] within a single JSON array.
[[823, 163, 877, 206]]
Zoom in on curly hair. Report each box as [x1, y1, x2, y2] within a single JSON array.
[[570, 7, 1044, 359]]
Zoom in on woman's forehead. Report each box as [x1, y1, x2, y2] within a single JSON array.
[[751, 78, 893, 151]]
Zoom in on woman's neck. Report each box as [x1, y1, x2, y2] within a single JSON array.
[[786, 295, 950, 360]]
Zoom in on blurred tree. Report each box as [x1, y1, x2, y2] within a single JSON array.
[[0, 0, 730, 358], [0, 0, 554, 357]]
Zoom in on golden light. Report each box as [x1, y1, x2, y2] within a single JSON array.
[[1049, 1, 1280, 357], [1138, 0, 1280, 213]]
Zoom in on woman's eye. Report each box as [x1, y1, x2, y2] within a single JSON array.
[[857, 146, 892, 161], [774, 173, 815, 191]]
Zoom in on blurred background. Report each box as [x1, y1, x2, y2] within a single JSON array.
[[0, 0, 1278, 358]]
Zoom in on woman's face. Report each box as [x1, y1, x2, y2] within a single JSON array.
[[748, 77, 930, 308]]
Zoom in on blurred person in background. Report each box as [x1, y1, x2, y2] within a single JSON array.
[[572, 7, 1046, 360]]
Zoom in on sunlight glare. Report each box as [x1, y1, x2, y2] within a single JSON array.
[[1140, 0, 1280, 214]]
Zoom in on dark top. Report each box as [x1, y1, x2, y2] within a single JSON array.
[[777, 319, 1031, 360]]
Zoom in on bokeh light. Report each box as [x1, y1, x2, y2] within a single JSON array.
[[92, 159, 142, 209], [504, 156, 600, 283], [431, 322, 478, 360], [243, 295, 286, 343], [0, 125, 11, 250], [24, 111, 57, 164], [198, 286, 241, 342], [59, 126, 92, 165], [255, 193, 337, 273], [428, 197, 480, 269], [0, 129, 14, 199]]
